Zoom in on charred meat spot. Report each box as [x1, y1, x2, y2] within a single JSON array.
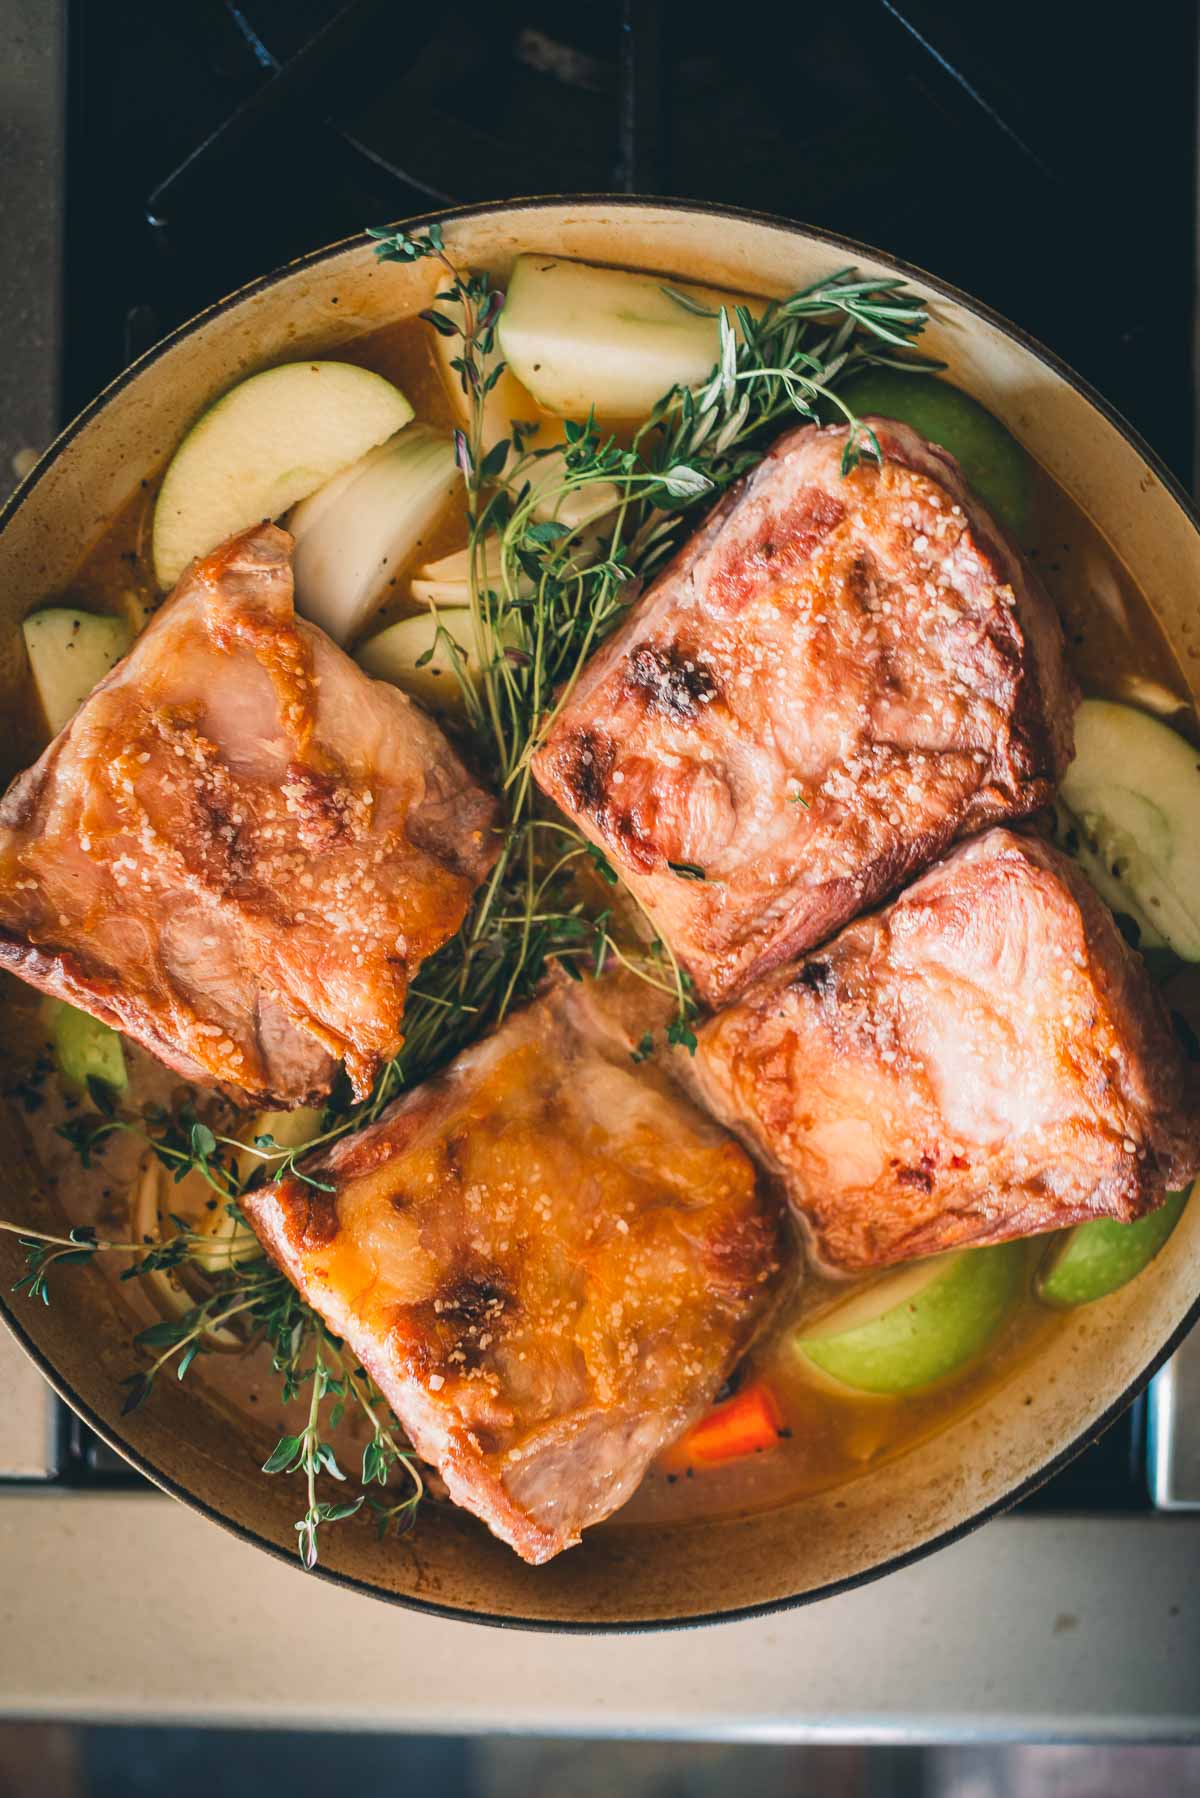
[[894, 1155, 937, 1193], [626, 641, 720, 723], [442, 1132, 468, 1182], [780, 487, 846, 560], [195, 787, 253, 884], [795, 959, 834, 998], [437, 1272, 510, 1331], [705, 1207, 783, 1298], [559, 727, 616, 814], [277, 1185, 339, 1254], [279, 761, 352, 852], [845, 551, 877, 613], [607, 805, 662, 875], [396, 1333, 436, 1383], [421, 1270, 512, 1375]]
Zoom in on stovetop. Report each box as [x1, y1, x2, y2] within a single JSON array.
[[61, 1, 1196, 475], [4, 1, 1198, 1517]]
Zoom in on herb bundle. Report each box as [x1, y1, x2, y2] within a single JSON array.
[[7, 224, 934, 1566], [367, 222, 936, 1061]]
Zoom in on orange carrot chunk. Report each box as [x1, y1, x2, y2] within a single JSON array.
[[669, 1381, 783, 1469]]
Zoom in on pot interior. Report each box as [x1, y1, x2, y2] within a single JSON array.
[[0, 200, 1197, 1627]]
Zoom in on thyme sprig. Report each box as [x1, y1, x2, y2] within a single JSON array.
[[259, 1327, 422, 1565], [261, 1332, 362, 1570], [3, 1214, 222, 1303], [7, 1215, 290, 1400], [8, 1214, 422, 1566]]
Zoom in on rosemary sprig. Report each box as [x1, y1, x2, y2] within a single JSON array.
[[652, 274, 937, 488]]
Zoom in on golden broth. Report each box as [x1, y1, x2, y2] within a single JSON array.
[[5, 307, 1194, 1534]]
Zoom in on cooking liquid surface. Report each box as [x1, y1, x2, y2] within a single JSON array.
[[5, 312, 1196, 1532]]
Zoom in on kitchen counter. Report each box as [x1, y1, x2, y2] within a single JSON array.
[[1, 1488, 1196, 1741]]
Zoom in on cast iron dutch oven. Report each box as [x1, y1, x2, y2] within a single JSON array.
[[1, 199, 1197, 1628]]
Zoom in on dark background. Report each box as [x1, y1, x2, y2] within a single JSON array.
[[63, 0, 1196, 479], [1, 1726, 1199, 1797]]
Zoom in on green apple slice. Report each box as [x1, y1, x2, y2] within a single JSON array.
[[23, 609, 133, 737], [794, 1242, 1023, 1396], [497, 254, 763, 419], [1057, 699, 1200, 962], [152, 361, 414, 590], [833, 369, 1035, 540], [1035, 1186, 1191, 1309], [49, 1000, 127, 1095], [1051, 799, 1169, 954]]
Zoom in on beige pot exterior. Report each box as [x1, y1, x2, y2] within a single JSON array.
[[0, 199, 1197, 1628]]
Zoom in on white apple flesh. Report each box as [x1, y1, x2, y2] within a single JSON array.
[[497, 254, 764, 419], [152, 361, 414, 590]]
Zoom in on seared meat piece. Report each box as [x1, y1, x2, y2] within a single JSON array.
[[0, 525, 498, 1105], [245, 979, 782, 1564], [533, 419, 1076, 1007], [693, 829, 1199, 1274]]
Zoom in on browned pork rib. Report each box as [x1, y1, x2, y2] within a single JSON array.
[[0, 525, 498, 1105], [244, 979, 782, 1564], [692, 829, 1200, 1274], [533, 419, 1076, 1008]]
